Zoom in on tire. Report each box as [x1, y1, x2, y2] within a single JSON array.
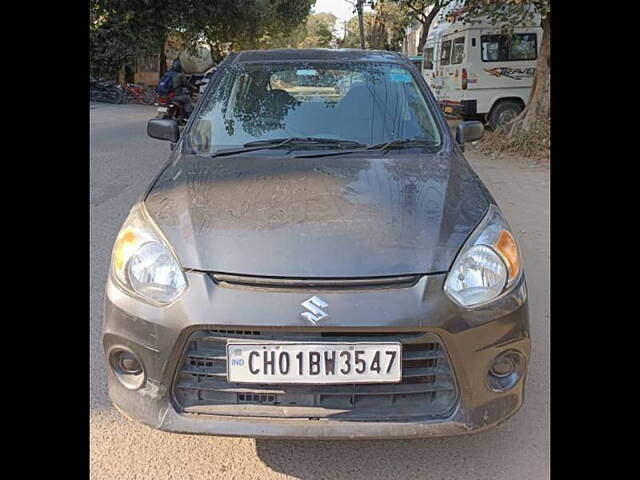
[[142, 89, 158, 106], [488, 100, 522, 130], [107, 87, 123, 104]]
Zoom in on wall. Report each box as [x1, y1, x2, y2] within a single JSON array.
[[403, 25, 422, 56], [134, 71, 159, 86]]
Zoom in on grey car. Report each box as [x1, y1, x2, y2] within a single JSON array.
[[103, 49, 529, 439]]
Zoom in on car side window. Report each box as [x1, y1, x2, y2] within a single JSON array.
[[481, 33, 537, 62], [451, 37, 465, 65], [508, 33, 537, 60], [441, 40, 452, 66]]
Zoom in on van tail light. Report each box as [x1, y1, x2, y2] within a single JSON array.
[[462, 68, 468, 90]]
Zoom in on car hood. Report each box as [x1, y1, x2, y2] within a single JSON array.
[[144, 151, 489, 277]]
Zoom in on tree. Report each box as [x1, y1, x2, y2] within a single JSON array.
[[370, 1, 412, 51], [299, 13, 338, 48], [458, 0, 550, 136], [196, 0, 314, 53], [90, 0, 167, 78], [253, 12, 338, 49], [388, 1, 455, 53], [340, 2, 410, 51], [346, 0, 367, 49], [90, 0, 314, 78], [340, 13, 375, 48]]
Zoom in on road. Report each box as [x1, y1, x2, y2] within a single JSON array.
[[90, 103, 550, 480]]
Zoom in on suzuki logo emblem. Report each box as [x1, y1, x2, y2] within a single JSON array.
[[300, 296, 328, 325]]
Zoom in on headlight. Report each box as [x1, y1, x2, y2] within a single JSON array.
[[444, 205, 522, 307], [111, 203, 187, 305]]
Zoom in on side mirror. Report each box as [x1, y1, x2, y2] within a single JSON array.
[[455, 121, 484, 146], [147, 119, 180, 143]]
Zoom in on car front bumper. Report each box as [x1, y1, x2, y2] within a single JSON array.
[[103, 270, 530, 439]]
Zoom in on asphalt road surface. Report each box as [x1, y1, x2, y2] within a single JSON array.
[[90, 103, 550, 480]]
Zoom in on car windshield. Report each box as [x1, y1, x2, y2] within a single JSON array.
[[187, 61, 442, 154]]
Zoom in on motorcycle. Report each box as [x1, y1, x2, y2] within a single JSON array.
[[90, 77, 123, 104], [156, 86, 201, 124]]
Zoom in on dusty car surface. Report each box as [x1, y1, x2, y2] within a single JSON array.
[[103, 48, 530, 439]]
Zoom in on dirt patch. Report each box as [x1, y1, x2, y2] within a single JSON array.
[[476, 119, 550, 165], [446, 116, 550, 167]]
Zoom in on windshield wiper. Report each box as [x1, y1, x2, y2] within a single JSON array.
[[210, 137, 366, 158], [244, 137, 366, 148], [294, 138, 438, 158], [366, 139, 438, 151]]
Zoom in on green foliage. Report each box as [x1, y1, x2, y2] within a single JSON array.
[[90, 0, 167, 78], [386, 1, 456, 51], [90, 0, 314, 78], [298, 13, 337, 48], [387, 1, 450, 24], [340, 12, 376, 48], [457, 0, 550, 32], [257, 12, 338, 49], [197, 0, 314, 52], [338, 1, 414, 51], [372, 1, 413, 50]]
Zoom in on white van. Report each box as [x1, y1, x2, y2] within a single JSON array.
[[421, 19, 449, 99], [426, 15, 542, 129]]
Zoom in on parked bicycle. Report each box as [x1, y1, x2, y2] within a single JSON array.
[[121, 82, 158, 105]]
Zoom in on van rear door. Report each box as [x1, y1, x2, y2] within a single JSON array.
[[437, 39, 452, 108], [439, 36, 465, 113], [422, 47, 434, 82]]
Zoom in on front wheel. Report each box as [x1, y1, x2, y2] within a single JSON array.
[[107, 87, 123, 104], [488, 101, 522, 131]]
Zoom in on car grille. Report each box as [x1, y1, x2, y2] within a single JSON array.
[[172, 329, 458, 420], [210, 273, 421, 291]]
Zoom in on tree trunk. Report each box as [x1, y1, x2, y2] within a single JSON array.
[[357, 0, 366, 49], [371, 14, 386, 49], [124, 64, 135, 84], [417, 2, 442, 53], [159, 37, 167, 76], [508, 13, 550, 136]]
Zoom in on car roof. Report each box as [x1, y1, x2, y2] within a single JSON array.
[[231, 48, 406, 64]]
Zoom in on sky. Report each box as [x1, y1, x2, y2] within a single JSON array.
[[312, 0, 373, 38]]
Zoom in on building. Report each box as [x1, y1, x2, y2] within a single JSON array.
[[119, 36, 216, 86], [401, 1, 462, 56], [402, 21, 423, 56]]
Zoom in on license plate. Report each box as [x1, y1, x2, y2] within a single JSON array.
[[444, 106, 453, 113], [157, 107, 168, 113], [226, 343, 402, 384]]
